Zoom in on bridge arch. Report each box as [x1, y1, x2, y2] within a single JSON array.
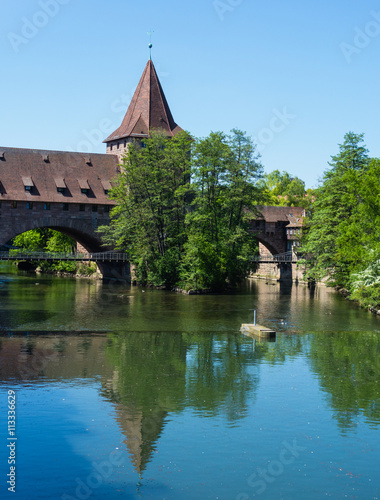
[[0, 216, 106, 253], [254, 236, 283, 257], [0, 215, 130, 281]]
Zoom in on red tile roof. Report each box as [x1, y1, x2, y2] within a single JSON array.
[[257, 206, 305, 223], [0, 147, 119, 205], [104, 60, 182, 143]]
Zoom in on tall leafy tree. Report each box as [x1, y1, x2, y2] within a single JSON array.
[[99, 130, 192, 287], [180, 129, 263, 290], [301, 132, 371, 285]]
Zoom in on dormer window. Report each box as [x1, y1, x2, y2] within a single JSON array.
[[0, 152, 5, 161], [42, 154, 49, 163], [22, 177, 34, 192], [78, 179, 90, 195], [101, 179, 112, 195], [55, 178, 66, 193], [85, 156, 92, 166]]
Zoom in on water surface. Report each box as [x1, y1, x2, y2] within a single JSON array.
[[0, 263, 380, 499]]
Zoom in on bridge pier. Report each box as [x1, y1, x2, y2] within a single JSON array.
[[251, 262, 305, 282], [95, 261, 131, 283]]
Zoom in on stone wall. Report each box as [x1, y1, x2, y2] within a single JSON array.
[[251, 262, 307, 282], [106, 138, 134, 163]]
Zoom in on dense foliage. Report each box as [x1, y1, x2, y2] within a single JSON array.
[[99, 130, 192, 287], [258, 169, 314, 208], [99, 129, 264, 291], [12, 229, 96, 275], [301, 132, 380, 308], [180, 130, 263, 290], [13, 228, 76, 253]]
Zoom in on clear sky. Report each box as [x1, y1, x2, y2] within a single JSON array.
[[1, 0, 380, 188]]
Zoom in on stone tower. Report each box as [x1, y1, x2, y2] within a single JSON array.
[[104, 60, 182, 162]]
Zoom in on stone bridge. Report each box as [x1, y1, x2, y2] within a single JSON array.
[[0, 147, 129, 280], [251, 205, 304, 255], [250, 206, 305, 281]]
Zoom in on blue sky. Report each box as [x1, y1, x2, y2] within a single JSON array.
[[1, 0, 380, 188]]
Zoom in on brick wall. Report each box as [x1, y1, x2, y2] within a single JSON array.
[[0, 200, 112, 251]]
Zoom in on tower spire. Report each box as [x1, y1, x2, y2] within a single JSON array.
[[147, 31, 153, 60], [103, 59, 182, 158]]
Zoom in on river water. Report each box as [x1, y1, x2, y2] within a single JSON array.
[[0, 263, 380, 500]]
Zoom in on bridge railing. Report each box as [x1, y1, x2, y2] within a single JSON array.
[[251, 251, 295, 263], [0, 251, 129, 262]]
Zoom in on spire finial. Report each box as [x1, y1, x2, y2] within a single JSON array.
[[147, 31, 153, 60]]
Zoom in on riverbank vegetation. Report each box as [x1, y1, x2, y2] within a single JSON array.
[[300, 132, 380, 310]]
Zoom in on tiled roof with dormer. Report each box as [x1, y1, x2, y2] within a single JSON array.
[[0, 147, 119, 204], [257, 206, 304, 223]]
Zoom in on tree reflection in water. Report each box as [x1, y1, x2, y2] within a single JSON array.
[[101, 332, 261, 473]]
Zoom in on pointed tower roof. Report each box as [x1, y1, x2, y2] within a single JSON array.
[[104, 60, 182, 143]]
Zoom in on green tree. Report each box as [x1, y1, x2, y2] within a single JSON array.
[[13, 229, 76, 252], [180, 129, 263, 290], [99, 130, 192, 287], [259, 169, 308, 206], [301, 132, 371, 286], [12, 228, 49, 251]]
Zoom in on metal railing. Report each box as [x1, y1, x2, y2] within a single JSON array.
[[251, 251, 297, 263], [0, 251, 129, 262]]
